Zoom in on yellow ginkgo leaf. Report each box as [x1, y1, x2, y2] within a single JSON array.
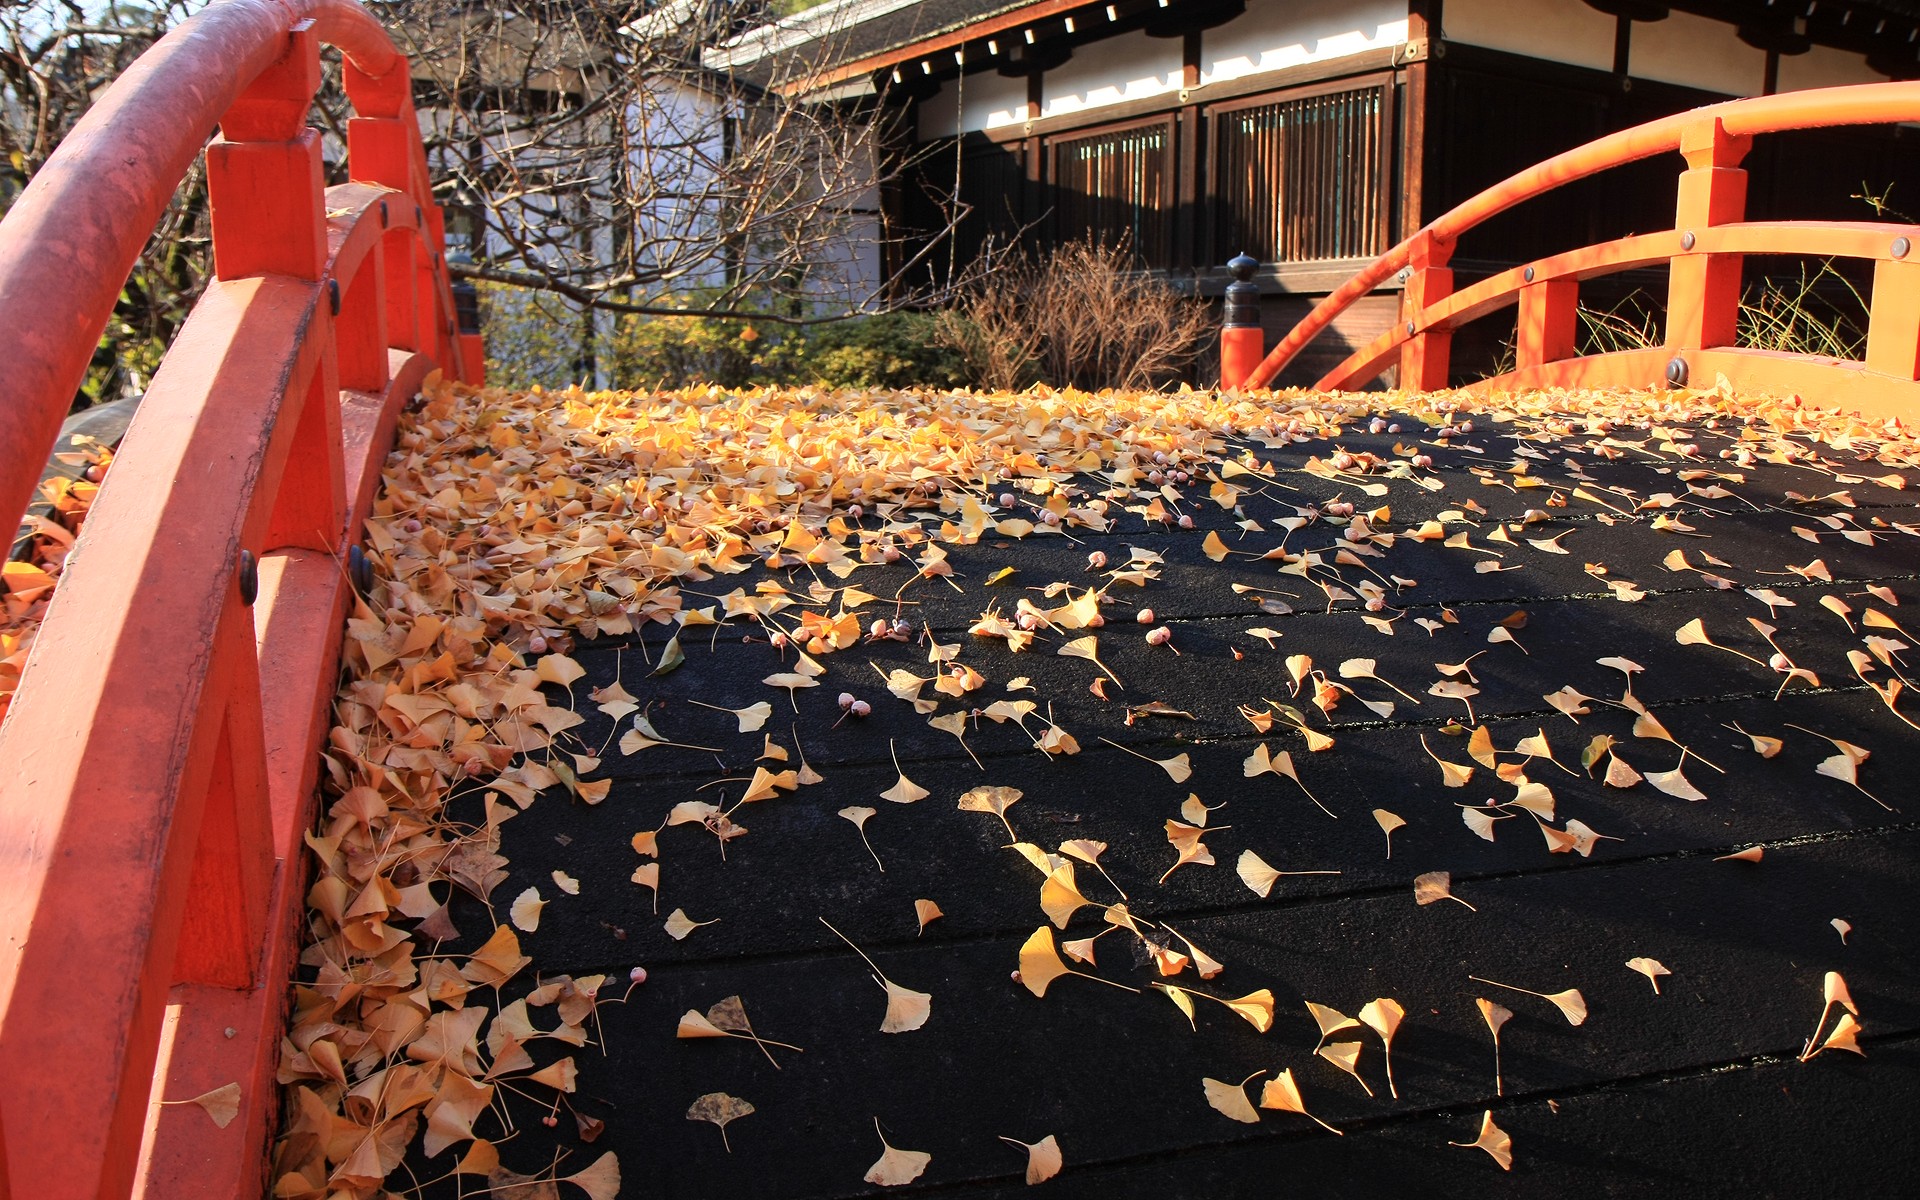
[[958, 784, 1024, 841], [1358, 998, 1405, 1098], [1477, 997, 1512, 1095], [1039, 863, 1094, 929], [880, 740, 930, 805], [664, 908, 718, 941], [1203, 1072, 1264, 1124], [161, 1082, 242, 1130], [1373, 809, 1406, 858], [1257, 1068, 1341, 1134], [1156, 982, 1199, 1030], [687, 1092, 755, 1152], [1306, 1001, 1361, 1052], [1450, 1110, 1513, 1170], [1626, 957, 1670, 994], [1000, 1134, 1062, 1185], [1470, 975, 1587, 1025], [839, 806, 884, 872], [914, 899, 943, 934], [509, 887, 545, 933], [1414, 871, 1476, 911], [1420, 734, 1475, 787], [1317, 1040, 1374, 1097], [562, 1152, 622, 1200], [820, 918, 931, 1033]]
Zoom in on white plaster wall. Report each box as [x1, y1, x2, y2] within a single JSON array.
[[627, 77, 729, 288], [1631, 9, 1766, 97], [1778, 43, 1884, 92], [1201, 0, 1409, 87], [1444, 0, 1615, 72], [1040, 27, 1182, 120], [915, 66, 1029, 139], [800, 213, 885, 306]]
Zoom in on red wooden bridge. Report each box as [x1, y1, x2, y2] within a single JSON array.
[[0, 2, 1916, 1197]]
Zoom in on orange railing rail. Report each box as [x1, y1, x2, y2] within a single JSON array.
[[1240, 82, 1920, 421], [0, 1, 481, 1196]]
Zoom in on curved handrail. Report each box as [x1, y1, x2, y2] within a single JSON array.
[[1244, 81, 1920, 393], [0, 3, 479, 1196], [0, 0, 401, 539]]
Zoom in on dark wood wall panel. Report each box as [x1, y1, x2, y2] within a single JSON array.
[[1257, 292, 1399, 388], [1049, 120, 1175, 262], [1213, 85, 1388, 264]]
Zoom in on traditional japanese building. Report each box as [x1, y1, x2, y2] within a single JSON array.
[[721, 0, 1920, 381]]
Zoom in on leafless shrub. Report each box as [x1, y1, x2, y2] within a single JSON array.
[[938, 238, 1212, 392]]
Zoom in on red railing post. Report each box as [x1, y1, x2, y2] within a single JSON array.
[[208, 21, 345, 554], [206, 23, 328, 284], [1668, 117, 1751, 353], [1516, 278, 1579, 369], [1866, 241, 1920, 380], [1399, 228, 1454, 390], [170, 592, 273, 989], [335, 243, 393, 391], [1219, 254, 1266, 389], [346, 57, 431, 354]]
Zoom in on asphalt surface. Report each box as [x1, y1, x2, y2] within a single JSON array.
[[398, 402, 1920, 1199]]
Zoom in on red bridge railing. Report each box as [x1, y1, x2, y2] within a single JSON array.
[[0, 1, 481, 1195], [1234, 82, 1920, 422]]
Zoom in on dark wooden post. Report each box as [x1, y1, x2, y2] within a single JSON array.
[[1219, 254, 1264, 388]]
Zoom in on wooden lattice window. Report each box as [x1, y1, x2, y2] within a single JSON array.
[[1213, 81, 1390, 264], [1049, 119, 1173, 265]]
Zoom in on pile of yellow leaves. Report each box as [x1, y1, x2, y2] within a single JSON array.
[[274, 376, 1379, 1196], [0, 439, 109, 723]]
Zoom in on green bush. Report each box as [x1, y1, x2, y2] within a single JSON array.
[[600, 309, 796, 390], [602, 307, 966, 391], [801, 312, 967, 390], [476, 283, 593, 391], [478, 283, 971, 391]]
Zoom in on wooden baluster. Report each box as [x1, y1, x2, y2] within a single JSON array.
[[1866, 244, 1920, 380], [172, 589, 273, 989], [382, 229, 422, 352], [265, 356, 346, 554], [1517, 278, 1579, 370], [206, 23, 326, 284], [1399, 228, 1454, 390], [347, 58, 429, 354], [207, 21, 344, 553], [335, 239, 392, 392], [1668, 118, 1751, 353]]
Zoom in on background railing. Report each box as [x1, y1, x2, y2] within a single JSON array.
[[1230, 82, 1920, 423], [0, 2, 480, 1196]]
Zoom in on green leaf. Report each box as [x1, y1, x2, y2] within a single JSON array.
[[651, 634, 685, 677]]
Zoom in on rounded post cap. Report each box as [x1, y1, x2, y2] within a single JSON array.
[[1226, 253, 1258, 282]]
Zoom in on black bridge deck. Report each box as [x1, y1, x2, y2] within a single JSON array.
[[385, 396, 1920, 1199]]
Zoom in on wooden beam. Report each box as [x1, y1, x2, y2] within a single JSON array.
[[781, 0, 1101, 95]]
